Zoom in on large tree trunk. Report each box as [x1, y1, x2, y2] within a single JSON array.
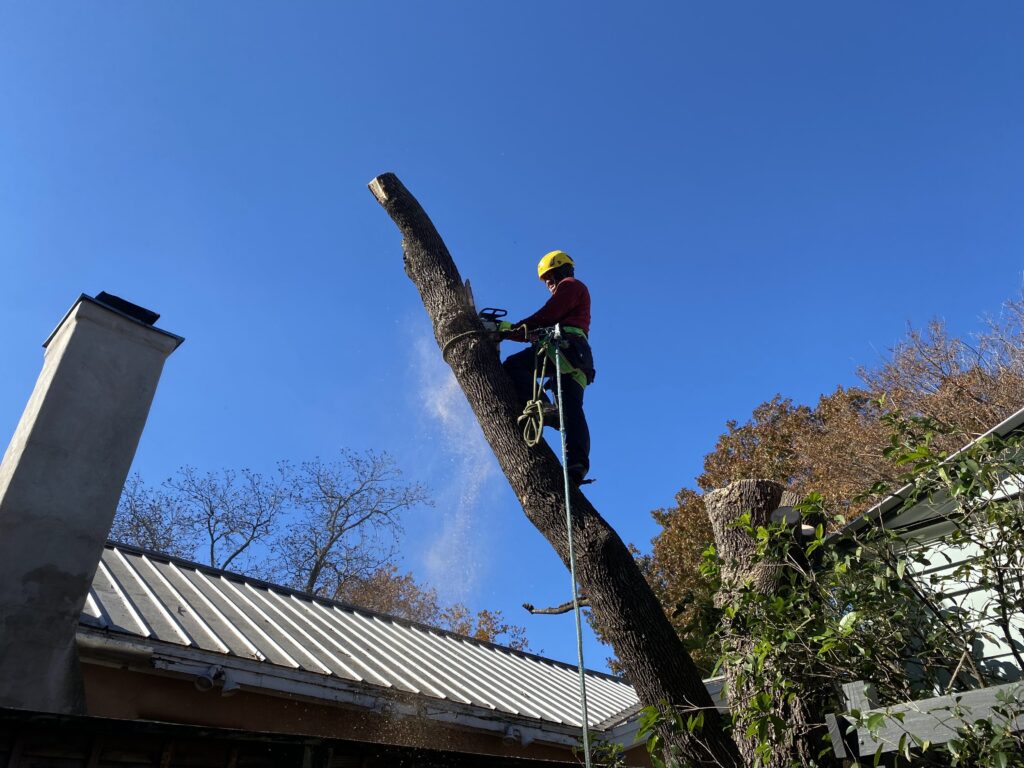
[[706, 480, 834, 768], [707, 481, 789, 602], [369, 173, 741, 767]]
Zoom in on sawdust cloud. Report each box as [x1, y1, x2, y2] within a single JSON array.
[[413, 336, 497, 602]]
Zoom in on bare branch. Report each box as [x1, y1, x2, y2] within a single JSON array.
[[273, 450, 430, 599], [523, 598, 590, 615]]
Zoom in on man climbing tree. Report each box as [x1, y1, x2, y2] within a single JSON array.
[[501, 250, 596, 484], [369, 173, 742, 767]]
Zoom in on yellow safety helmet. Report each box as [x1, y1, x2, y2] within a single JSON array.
[[537, 250, 574, 279]]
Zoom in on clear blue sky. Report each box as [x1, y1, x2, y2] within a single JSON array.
[[1, 3, 1022, 669]]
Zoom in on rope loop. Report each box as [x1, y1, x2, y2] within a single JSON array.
[[440, 328, 489, 364], [519, 332, 553, 446]]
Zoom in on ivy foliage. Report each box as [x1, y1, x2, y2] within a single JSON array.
[[639, 408, 1024, 767]]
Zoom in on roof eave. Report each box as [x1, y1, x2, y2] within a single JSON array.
[[76, 628, 590, 749], [833, 403, 1024, 541]]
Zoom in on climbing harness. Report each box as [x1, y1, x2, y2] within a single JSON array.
[[518, 325, 589, 447]]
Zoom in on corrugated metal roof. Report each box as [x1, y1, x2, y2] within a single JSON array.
[[81, 543, 639, 729]]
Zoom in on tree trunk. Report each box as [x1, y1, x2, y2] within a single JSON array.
[[368, 173, 741, 767], [706, 480, 832, 768], [707, 481, 788, 605]]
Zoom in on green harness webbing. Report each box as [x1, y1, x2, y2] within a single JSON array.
[[519, 326, 589, 446], [542, 326, 589, 390]]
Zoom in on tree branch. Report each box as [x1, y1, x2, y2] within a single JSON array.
[[523, 598, 590, 615]]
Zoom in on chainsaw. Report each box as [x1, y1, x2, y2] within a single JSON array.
[[480, 308, 568, 345], [478, 307, 511, 333]]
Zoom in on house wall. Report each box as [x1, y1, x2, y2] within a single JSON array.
[[80, 663, 652, 765], [0, 706, 583, 768], [911, 536, 1024, 681]]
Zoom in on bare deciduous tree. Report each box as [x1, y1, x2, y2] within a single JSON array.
[[111, 474, 198, 558], [112, 454, 527, 646], [163, 465, 285, 571], [274, 450, 429, 598], [113, 468, 283, 570]]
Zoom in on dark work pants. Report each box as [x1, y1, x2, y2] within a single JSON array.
[[503, 346, 591, 476]]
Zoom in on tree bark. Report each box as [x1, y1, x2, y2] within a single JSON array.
[[707, 481, 831, 768], [708, 481, 789, 606], [369, 173, 741, 767]]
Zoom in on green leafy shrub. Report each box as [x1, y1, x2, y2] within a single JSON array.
[[641, 408, 1024, 767]]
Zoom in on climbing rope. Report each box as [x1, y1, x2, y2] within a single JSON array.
[[440, 328, 490, 364], [447, 320, 592, 763], [442, 322, 555, 449], [520, 340, 550, 447], [551, 325, 593, 768]]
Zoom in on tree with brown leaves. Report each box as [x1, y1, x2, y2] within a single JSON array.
[[647, 298, 1024, 684]]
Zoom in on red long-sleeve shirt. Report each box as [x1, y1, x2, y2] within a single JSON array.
[[510, 277, 591, 339]]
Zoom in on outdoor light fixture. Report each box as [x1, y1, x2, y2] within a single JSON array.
[[194, 665, 226, 692], [220, 673, 241, 697]]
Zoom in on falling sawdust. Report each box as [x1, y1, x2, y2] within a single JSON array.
[[413, 336, 497, 603]]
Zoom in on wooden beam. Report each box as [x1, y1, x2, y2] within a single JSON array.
[[841, 681, 879, 713], [828, 680, 1024, 757]]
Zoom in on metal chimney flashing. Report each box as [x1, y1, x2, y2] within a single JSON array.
[[43, 294, 185, 351]]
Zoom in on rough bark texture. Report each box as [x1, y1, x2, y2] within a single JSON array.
[[707, 481, 826, 768], [369, 173, 741, 767], [708, 481, 789, 608]]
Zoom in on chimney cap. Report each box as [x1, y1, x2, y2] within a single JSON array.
[[94, 292, 159, 326], [43, 294, 185, 350]]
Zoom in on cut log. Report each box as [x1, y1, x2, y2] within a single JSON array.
[[706, 480, 837, 768]]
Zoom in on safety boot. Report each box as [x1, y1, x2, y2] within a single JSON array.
[[567, 464, 588, 485]]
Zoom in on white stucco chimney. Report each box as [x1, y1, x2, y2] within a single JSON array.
[[0, 293, 182, 714]]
